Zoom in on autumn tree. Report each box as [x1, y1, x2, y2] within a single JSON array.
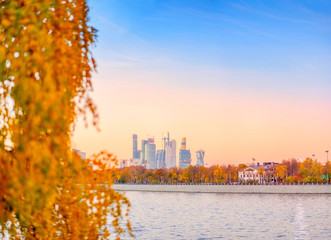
[[177, 168, 184, 183], [182, 166, 193, 183], [238, 164, 247, 171], [282, 158, 299, 177], [213, 165, 226, 183], [135, 165, 146, 183], [154, 168, 168, 183], [0, 1, 130, 239], [143, 169, 154, 183], [324, 160, 331, 183], [197, 166, 207, 183], [299, 158, 323, 183], [275, 164, 287, 183], [225, 164, 238, 182], [185, 165, 199, 183], [118, 167, 132, 183], [167, 168, 178, 183], [208, 166, 216, 183]]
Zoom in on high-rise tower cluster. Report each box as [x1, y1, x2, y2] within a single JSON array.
[[132, 133, 177, 169], [130, 133, 203, 169]]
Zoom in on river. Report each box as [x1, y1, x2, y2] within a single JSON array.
[[115, 191, 330, 240]]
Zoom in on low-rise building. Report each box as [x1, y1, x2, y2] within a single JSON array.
[[118, 158, 141, 168], [238, 162, 279, 183], [130, 158, 141, 167], [119, 159, 129, 168]]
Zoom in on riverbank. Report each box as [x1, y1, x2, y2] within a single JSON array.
[[112, 183, 331, 194]]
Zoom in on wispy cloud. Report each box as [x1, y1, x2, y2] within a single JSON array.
[[97, 15, 149, 45], [97, 15, 127, 34], [145, 3, 291, 42], [98, 60, 133, 68], [231, 2, 314, 24]]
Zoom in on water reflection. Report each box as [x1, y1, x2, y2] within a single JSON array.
[[294, 201, 308, 239], [114, 192, 330, 240]]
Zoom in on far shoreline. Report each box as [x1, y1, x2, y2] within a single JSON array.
[[112, 183, 331, 194]]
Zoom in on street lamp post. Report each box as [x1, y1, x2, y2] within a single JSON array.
[[326, 150, 329, 183], [326, 150, 329, 162]]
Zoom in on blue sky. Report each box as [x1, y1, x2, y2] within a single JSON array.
[[88, 0, 331, 89], [73, 0, 331, 163]]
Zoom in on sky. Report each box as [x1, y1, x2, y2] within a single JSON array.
[[72, 0, 331, 165]]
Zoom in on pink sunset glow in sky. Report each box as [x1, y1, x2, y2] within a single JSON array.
[[72, 61, 331, 165], [72, 1, 331, 165]]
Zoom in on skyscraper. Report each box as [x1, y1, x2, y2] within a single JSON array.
[[156, 150, 165, 168], [145, 138, 156, 169], [132, 134, 140, 159], [165, 139, 176, 169], [162, 132, 169, 167], [179, 137, 191, 168], [180, 137, 186, 150], [196, 150, 205, 167], [141, 139, 148, 164]]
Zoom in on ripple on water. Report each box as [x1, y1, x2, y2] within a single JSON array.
[[114, 192, 330, 240]]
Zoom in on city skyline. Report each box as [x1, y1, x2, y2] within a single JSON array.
[[72, 0, 331, 165], [73, 128, 330, 165], [131, 133, 180, 169]]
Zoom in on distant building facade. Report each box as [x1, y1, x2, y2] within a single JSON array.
[[238, 162, 279, 183], [196, 150, 205, 167], [119, 159, 129, 168], [179, 150, 191, 168], [162, 132, 176, 169], [119, 159, 141, 168], [130, 158, 141, 167], [179, 137, 191, 168], [132, 134, 140, 159], [145, 138, 156, 169], [156, 150, 165, 168], [141, 140, 148, 164], [165, 139, 176, 169]]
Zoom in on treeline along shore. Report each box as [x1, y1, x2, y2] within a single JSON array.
[[115, 158, 330, 184], [112, 183, 331, 194]]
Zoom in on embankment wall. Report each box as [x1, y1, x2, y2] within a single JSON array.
[[112, 184, 331, 194]]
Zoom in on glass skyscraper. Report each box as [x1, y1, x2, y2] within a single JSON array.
[[156, 150, 165, 168], [179, 150, 191, 168], [141, 140, 148, 164], [132, 134, 140, 159], [145, 138, 156, 169], [196, 150, 205, 167], [179, 137, 191, 168], [165, 140, 176, 169]]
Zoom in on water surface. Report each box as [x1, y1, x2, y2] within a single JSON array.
[[117, 191, 330, 239]]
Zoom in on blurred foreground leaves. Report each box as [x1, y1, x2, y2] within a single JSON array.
[[0, 1, 130, 239]]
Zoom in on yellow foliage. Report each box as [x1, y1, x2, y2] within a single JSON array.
[[258, 166, 264, 175], [299, 158, 323, 182], [0, 1, 130, 239], [275, 164, 287, 180]]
